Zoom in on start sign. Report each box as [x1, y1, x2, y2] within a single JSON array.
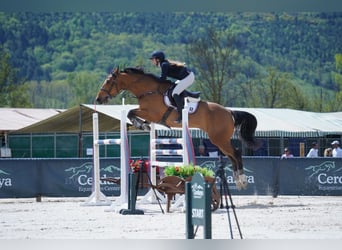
[[185, 172, 212, 239]]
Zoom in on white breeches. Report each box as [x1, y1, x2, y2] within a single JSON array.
[[172, 72, 195, 96]]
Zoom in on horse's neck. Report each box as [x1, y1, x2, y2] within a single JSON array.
[[158, 81, 171, 93], [130, 75, 170, 95]]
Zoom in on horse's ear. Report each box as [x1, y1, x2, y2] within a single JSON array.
[[113, 67, 119, 74]]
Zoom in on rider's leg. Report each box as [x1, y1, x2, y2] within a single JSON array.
[[172, 72, 195, 123], [172, 94, 183, 123]]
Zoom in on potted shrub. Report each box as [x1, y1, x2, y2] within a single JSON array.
[[164, 164, 215, 179]]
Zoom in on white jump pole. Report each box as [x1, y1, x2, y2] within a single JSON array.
[[119, 97, 128, 204], [82, 112, 112, 206], [105, 109, 130, 211], [82, 109, 129, 208], [182, 99, 190, 165]]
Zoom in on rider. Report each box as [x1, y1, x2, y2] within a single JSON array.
[[149, 50, 195, 123]]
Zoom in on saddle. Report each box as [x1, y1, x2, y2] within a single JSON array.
[[157, 83, 201, 127], [165, 84, 201, 108]]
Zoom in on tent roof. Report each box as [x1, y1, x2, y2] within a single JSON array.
[[11, 104, 342, 138], [13, 104, 163, 133], [237, 108, 342, 137], [13, 104, 134, 133], [0, 108, 64, 132], [157, 107, 342, 138]]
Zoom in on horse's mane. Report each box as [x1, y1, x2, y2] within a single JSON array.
[[123, 67, 173, 85]]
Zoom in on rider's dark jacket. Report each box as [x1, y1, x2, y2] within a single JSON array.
[[159, 60, 190, 80]]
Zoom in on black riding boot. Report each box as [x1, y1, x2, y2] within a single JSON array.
[[173, 94, 183, 123]]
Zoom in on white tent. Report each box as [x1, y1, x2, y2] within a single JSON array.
[[11, 104, 342, 138], [0, 108, 63, 131], [235, 108, 342, 137]]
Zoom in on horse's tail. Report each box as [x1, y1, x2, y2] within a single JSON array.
[[232, 110, 262, 150]]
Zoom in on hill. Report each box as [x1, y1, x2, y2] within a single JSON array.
[[0, 12, 341, 109]]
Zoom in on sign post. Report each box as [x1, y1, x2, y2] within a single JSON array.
[[185, 172, 212, 239]]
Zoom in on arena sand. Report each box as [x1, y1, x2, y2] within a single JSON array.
[[1, 195, 341, 239]]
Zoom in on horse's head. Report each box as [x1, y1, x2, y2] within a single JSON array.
[[96, 66, 170, 104], [96, 68, 122, 104]]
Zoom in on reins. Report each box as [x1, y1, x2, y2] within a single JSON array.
[[123, 71, 173, 126], [136, 90, 159, 100], [126, 73, 167, 100]]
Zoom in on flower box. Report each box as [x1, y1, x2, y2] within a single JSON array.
[[164, 164, 215, 179], [153, 164, 220, 212]]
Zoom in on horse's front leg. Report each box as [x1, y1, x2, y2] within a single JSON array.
[[127, 109, 151, 131]]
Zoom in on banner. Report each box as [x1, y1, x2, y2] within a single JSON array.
[[197, 157, 276, 196], [278, 158, 342, 195], [0, 157, 341, 198], [0, 159, 39, 198]]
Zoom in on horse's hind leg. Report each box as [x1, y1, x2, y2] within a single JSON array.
[[127, 109, 151, 131], [215, 141, 247, 190], [232, 147, 248, 190]]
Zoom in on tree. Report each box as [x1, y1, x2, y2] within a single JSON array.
[[0, 49, 14, 106], [67, 71, 102, 106], [186, 28, 239, 105], [240, 67, 309, 109], [0, 47, 31, 107], [333, 53, 342, 111]]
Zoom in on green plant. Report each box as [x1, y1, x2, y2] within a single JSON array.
[[164, 164, 214, 179]]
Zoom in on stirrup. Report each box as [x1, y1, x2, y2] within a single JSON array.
[[174, 115, 182, 124]]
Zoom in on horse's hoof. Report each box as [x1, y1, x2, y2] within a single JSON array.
[[240, 181, 248, 189], [235, 181, 247, 190], [142, 123, 151, 131], [235, 174, 248, 190], [239, 174, 248, 189]]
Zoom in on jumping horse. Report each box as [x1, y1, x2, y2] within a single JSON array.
[[96, 67, 261, 190]]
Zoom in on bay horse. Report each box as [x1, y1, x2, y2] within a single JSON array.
[[96, 67, 261, 190]]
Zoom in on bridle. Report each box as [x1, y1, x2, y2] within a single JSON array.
[[100, 72, 120, 98], [100, 69, 168, 100]]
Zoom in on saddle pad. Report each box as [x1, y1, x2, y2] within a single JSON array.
[[163, 96, 200, 114]]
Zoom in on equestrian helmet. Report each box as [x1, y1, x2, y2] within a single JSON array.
[[150, 50, 165, 61]]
